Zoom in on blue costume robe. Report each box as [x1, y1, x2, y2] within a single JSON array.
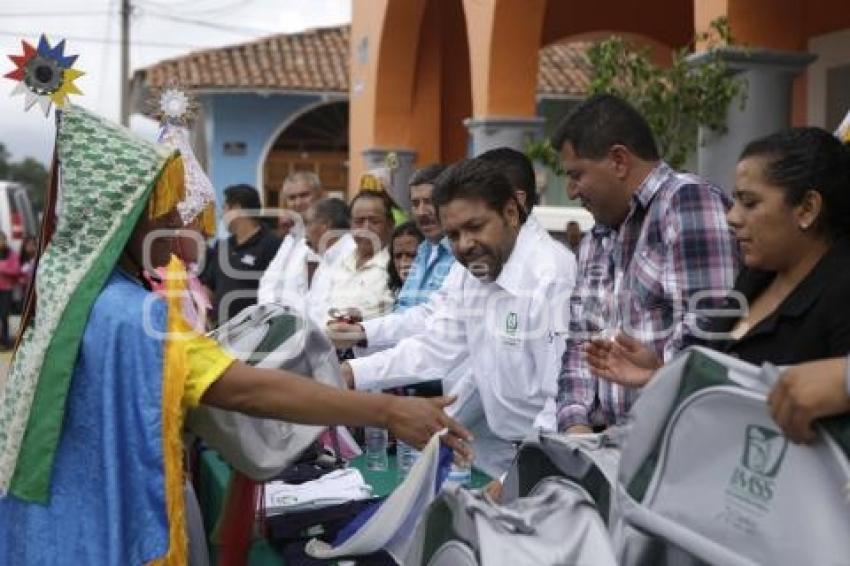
[[0, 271, 173, 565]]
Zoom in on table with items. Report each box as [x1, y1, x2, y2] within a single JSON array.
[[197, 447, 491, 565]]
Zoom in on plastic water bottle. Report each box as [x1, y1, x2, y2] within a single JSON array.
[[365, 426, 389, 471], [446, 460, 472, 487], [397, 440, 421, 480]]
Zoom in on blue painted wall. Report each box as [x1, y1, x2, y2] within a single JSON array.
[[200, 91, 325, 208], [197, 92, 580, 213]]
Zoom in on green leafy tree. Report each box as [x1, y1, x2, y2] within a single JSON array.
[[0, 143, 10, 179], [525, 139, 564, 176], [586, 18, 745, 169]]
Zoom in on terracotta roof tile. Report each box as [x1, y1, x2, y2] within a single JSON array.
[[137, 25, 591, 97]]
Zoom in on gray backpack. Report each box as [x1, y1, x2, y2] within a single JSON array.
[[186, 303, 344, 480], [613, 347, 850, 566], [405, 476, 617, 566], [502, 431, 621, 525]]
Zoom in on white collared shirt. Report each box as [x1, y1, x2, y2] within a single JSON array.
[[308, 234, 356, 325], [259, 233, 356, 326], [361, 215, 551, 347], [325, 247, 394, 324], [349, 221, 577, 441], [258, 234, 311, 305]]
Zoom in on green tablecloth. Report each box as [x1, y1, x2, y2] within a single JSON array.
[[197, 449, 490, 565]]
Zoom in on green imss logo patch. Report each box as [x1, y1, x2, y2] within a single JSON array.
[[505, 312, 518, 336], [727, 425, 788, 509]]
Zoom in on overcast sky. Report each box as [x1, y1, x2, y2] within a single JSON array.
[[0, 0, 351, 165]]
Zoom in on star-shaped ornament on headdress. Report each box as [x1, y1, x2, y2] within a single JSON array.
[[148, 80, 198, 127], [5, 35, 84, 116]]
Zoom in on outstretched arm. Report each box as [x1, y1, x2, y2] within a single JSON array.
[[201, 360, 473, 453]]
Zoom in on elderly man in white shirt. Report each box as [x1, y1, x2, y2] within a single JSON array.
[[324, 189, 396, 325], [276, 171, 324, 238], [258, 172, 325, 304], [339, 159, 577, 475]]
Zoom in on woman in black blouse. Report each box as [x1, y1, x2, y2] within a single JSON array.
[[587, 127, 850, 386]]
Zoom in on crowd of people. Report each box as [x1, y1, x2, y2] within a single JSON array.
[[188, 93, 850, 481], [198, 94, 850, 477], [2, 91, 850, 563]]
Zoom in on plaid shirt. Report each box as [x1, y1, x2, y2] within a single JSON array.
[[556, 162, 739, 430]]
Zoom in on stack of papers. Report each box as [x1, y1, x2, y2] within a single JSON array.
[[264, 468, 373, 517]]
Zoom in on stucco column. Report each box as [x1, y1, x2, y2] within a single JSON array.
[[361, 147, 417, 211], [689, 48, 816, 193], [464, 116, 545, 157]]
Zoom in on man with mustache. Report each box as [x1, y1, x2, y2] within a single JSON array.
[[393, 164, 453, 310], [338, 159, 576, 475], [554, 94, 739, 434]]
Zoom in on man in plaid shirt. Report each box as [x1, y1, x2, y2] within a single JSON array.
[[555, 94, 740, 433]]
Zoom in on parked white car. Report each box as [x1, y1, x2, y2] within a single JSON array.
[[531, 205, 594, 236], [0, 181, 37, 251]]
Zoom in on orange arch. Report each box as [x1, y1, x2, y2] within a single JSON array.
[[541, 0, 693, 49], [372, 0, 428, 146]]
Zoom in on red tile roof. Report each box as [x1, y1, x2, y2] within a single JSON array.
[[136, 25, 591, 97], [538, 41, 593, 97]]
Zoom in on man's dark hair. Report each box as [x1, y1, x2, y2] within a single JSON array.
[[433, 159, 527, 222], [349, 190, 394, 222], [476, 147, 538, 209], [552, 94, 660, 161], [224, 184, 262, 211], [409, 164, 446, 188], [312, 197, 350, 230]]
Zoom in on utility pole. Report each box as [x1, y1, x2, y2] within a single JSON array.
[[120, 0, 131, 126]]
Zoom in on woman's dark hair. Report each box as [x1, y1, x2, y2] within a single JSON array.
[[433, 159, 527, 223], [387, 220, 423, 292], [740, 127, 850, 240]]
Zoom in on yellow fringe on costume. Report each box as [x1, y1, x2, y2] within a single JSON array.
[[149, 256, 191, 566], [149, 155, 187, 221], [198, 202, 217, 238]]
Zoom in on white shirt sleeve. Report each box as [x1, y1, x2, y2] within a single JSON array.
[[349, 284, 469, 391], [361, 261, 465, 347], [258, 235, 295, 305]]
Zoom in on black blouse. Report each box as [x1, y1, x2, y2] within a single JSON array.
[[705, 240, 850, 366]]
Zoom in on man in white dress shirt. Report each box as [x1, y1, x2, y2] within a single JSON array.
[[329, 148, 546, 352], [340, 159, 577, 474], [259, 197, 356, 326], [258, 172, 326, 306], [324, 190, 396, 325]]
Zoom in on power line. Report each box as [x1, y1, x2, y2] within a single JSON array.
[[0, 30, 200, 50], [141, 10, 277, 37], [136, 0, 252, 15], [0, 10, 113, 18]]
